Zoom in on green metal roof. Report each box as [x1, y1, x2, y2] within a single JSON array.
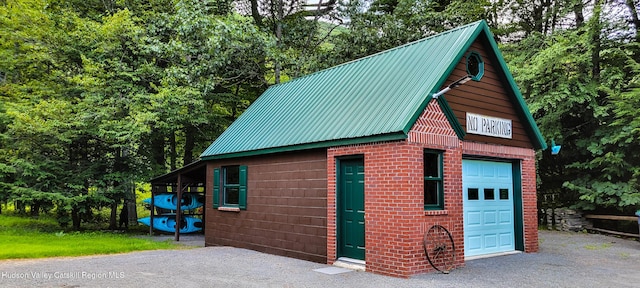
[[201, 20, 545, 160]]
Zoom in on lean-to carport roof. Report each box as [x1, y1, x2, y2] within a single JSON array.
[[149, 160, 206, 185], [201, 20, 546, 160]]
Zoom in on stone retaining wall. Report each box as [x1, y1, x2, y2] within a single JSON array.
[[543, 208, 590, 232]]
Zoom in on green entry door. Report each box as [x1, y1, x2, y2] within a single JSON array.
[[338, 158, 365, 260]]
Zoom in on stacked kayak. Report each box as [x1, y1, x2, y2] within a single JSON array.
[[139, 192, 204, 234], [142, 193, 204, 211], [137, 215, 203, 234]]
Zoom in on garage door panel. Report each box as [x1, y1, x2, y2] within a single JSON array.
[[499, 210, 512, 224], [465, 162, 481, 177], [468, 235, 482, 250], [463, 159, 515, 258], [497, 166, 510, 178], [467, 211, 482, 226], [482, 167, 495, 177], [483, 211, 497, 225], [484, 234, 497, 248], [499, 233, 513, 247]]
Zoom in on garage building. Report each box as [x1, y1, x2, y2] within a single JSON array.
[[160, 20, 546, 277]]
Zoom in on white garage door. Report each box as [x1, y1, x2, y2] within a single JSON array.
[[463, 159, 515, 258]]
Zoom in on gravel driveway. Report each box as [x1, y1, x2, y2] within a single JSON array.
[[0, 230, 638, 288]]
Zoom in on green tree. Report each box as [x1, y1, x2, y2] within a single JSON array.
[[503, 0, 640, 213], [236, 0, 340, 82], [0, 0, 273, 228], [318, 0, 491, 69]]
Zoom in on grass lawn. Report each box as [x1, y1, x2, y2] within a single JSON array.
[[0, 214, 183, 260]]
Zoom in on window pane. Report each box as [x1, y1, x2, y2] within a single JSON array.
[[424, 180, 438, 205], [424, 153, 439, 177], [424, 150, 443, 210], [468, 188, 479, 200], [500, 188, 509, 200], [225, 187, 239, 205], [225, 166, 240, 184], [484, 188, 495, 200], [468, 54, 480, 76]]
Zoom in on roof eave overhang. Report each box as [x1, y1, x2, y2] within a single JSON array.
[[200, 132, 408, 160], [149, 159, 207, 184]]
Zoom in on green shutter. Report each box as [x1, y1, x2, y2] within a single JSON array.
[[213, 168, 220, 208], [239, 165, 247, 210]]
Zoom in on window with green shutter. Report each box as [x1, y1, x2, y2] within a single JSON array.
[[213, 165, 247, 210], [213, 168, 220, 208]]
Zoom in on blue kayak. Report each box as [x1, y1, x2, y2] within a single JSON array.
[[142, 193, 204, 211], [137, 215, 203, 234]]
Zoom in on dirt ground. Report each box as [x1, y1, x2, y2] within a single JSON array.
[[0, 230, 638, 288]]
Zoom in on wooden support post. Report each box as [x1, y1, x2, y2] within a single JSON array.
[[150, 186, 155, 236], [175, 174, 182, 242], [201, 185, 205, 232]]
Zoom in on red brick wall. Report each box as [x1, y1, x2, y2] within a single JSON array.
[[205, 149, 328, 263], [328, 142, 466, 277], [326, 100, 538, 277], [327, 101, 464, 277]]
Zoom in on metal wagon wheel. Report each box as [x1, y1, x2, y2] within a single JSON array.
[[423, 225, 456, 274]]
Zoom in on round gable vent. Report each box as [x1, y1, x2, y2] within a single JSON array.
[[466, 52, 484, 81]]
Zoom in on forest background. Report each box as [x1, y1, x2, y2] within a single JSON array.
[[1, 0, 639, 229]]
